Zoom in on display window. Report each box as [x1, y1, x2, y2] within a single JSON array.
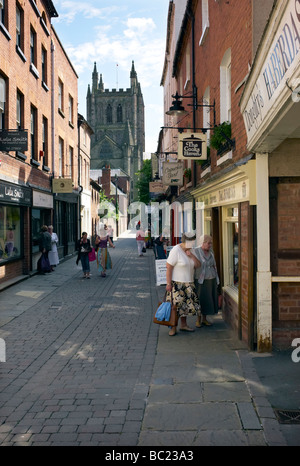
[[0, 206, 22, 263], [222, 206, 239, 296], [32, 208, 51, 253]]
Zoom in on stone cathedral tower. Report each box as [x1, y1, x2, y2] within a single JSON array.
[[87, 61, 145, 201]]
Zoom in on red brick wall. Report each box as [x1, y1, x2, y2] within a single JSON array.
[[273, 181, 300, 348]]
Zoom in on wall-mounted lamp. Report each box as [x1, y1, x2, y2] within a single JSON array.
[[166, 92, 216, 128], [166, 92, 189, 116]]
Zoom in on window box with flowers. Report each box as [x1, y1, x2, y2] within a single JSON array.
[[210, 122, 235, 156]]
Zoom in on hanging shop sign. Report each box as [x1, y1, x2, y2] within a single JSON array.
[[52, 178, 73, 194], [149, 181, 165, 194], [0, 130, 28, 152], [162, 162, 184, 186], [242, 0, 300, 144], [0, 181, 31, 206], [178, 132, 207, 160]]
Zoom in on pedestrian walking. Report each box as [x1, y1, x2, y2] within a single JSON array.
[[193, 234, 220, 327], [47, 225, 59, 271], [95, 227, 115, 277], [166, 233, 201, 336], [76, 232, 92, 279], [136, 225, 146, 257], [154, 233, 167, 259], [37, 225, 52, 273]]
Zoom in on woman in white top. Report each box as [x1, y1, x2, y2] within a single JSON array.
[[166, 233, 201, 336], [47, 225, 59, 271]]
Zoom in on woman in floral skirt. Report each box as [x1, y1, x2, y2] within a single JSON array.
[[166, 233, 201, 336]]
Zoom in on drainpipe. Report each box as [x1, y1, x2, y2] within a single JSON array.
[[51, 39, 55, 178]]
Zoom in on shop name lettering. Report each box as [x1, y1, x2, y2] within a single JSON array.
[[209, 186, 236, 205], [4, 187, 24, 200], [0, 136, 27, 143], [183, 141, 202, 156], [244, 0, 300, 133]]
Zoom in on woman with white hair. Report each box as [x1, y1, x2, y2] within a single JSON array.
[[166, 233, 201, 336], [193, 234, 220, 327]]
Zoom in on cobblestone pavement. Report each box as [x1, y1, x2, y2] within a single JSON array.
[[0, 237, 159, 445]]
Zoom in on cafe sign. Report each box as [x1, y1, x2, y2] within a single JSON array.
[[162, 162, 184, 186], [178, 132, 207, 160], [0, 130, 28, 152], [242, 0, 300, 144]]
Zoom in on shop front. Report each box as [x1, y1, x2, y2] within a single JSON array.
[[192, 160, 257, 350], [32, 190, 54, 270], [240, 0, 300, 350], [0, 181, 31, 284], [54, 193, 79, 259]]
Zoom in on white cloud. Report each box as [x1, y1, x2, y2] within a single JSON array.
[[56, 1, 119, 23]]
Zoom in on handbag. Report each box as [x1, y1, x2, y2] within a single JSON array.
[[88, 248, 96, 262], [142, 247, 146, 253], [153, 292, 178, 327]]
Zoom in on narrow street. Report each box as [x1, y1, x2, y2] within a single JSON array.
[[0, 236, 159, 446]]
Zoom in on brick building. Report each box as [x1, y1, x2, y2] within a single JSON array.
[[0, 0, 80, 286], [160, 0, 297, 351]]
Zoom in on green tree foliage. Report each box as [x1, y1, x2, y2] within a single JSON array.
[[135, 159, 152, 204]]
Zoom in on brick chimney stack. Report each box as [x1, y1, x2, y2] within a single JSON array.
[[101, 165, 111, 198]]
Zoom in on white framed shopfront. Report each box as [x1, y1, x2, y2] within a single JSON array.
[[192, 162, 256, 303]]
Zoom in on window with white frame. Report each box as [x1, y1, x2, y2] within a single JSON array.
[[42, 46, 47, 84], [16, 4, 22, 48], [30, 105, 37, 160], [220, 49, 231, 123], [199, 0, 209, 45], [222, 206, 239, 292], [16, 91, 23, 130], [30, 27, 36, 65], [58, 79, 64, 112], [42, 116, 48, 164], [184, 43, 191, 89], [68, 94, 73, 125]]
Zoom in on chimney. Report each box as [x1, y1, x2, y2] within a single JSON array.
[[101, 165, 111, 198]]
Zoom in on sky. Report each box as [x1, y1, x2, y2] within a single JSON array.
[[52, 0, 170, 156]]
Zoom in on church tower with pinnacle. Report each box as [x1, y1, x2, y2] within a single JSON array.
[[87, 61, 145, 201]]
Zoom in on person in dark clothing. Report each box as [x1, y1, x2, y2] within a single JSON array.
[[76, 232, 92, 278], [38, 225, 52, 273], [154, 234, 167, 259]]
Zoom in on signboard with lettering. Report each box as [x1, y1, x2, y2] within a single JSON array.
[[178, 132, 207, 160], [149, 181, 165, 193], [242, 0, 300, 144], [0, 130, 28, 152], [0, 181, 31, 206], [52, 178, 73, 193], [162, 162, 184, 186], [155, 259, 167, 286]]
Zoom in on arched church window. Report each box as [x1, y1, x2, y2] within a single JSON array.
[[117, 104, 123, 123], [106, 104, 112, 124]]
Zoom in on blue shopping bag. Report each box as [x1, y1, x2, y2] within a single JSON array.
[[155, 301, 171, 322]]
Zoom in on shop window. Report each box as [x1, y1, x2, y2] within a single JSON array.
[[32, 208, 51, 253], [204, 208, 212, 236], [0, 206, 22, 263], [223, 206, 239, 292]]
